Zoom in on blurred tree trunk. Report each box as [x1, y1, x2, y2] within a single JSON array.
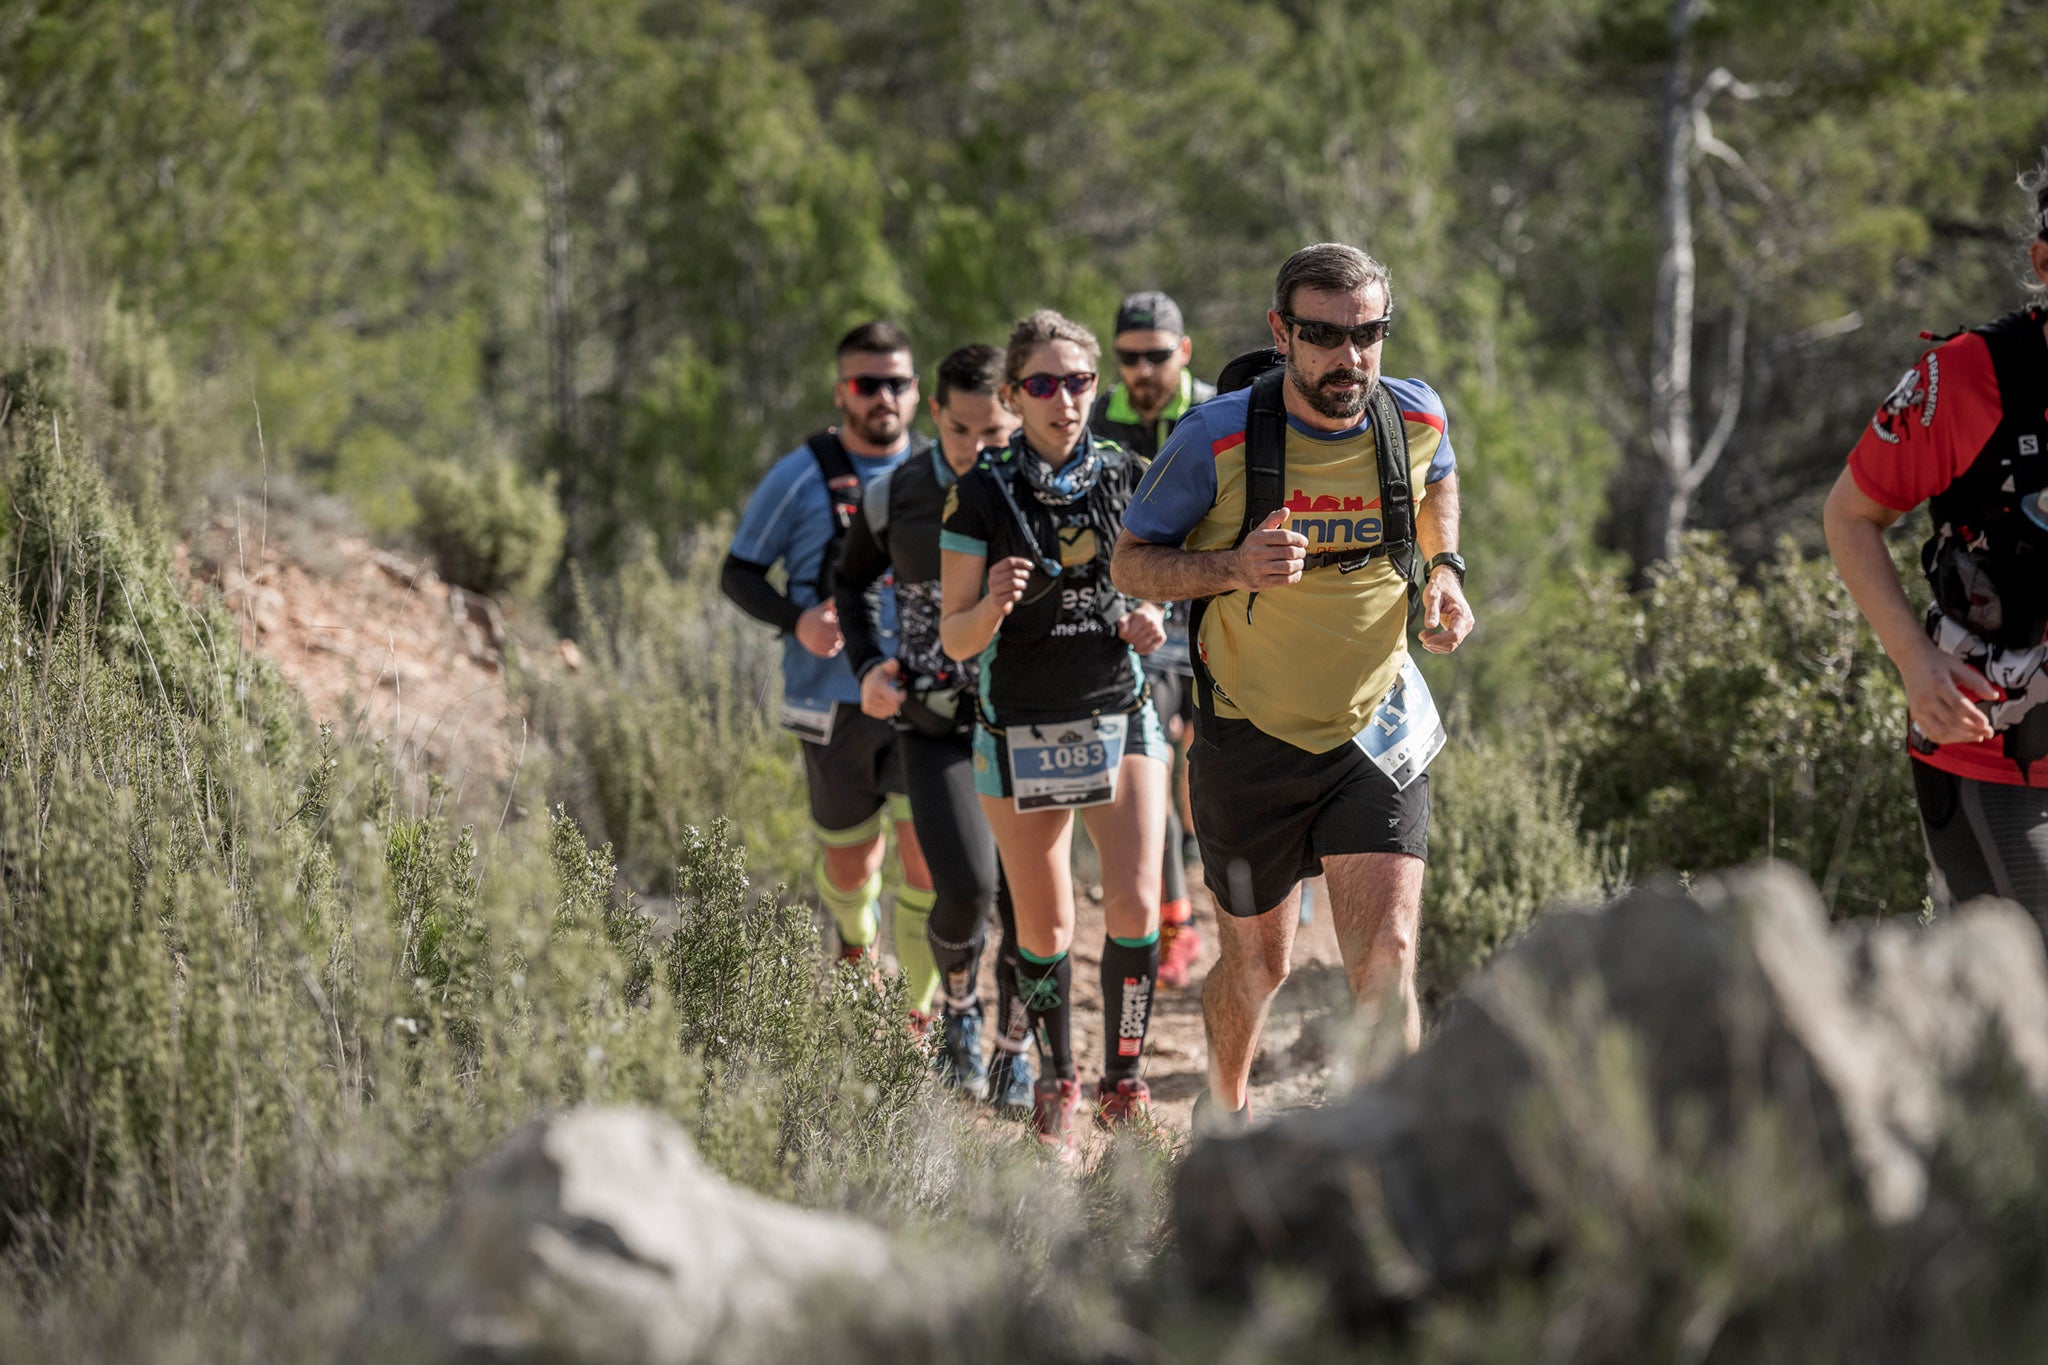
[[1645, 0, 1750, 571]]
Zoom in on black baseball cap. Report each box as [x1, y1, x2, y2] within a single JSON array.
[[1114, 290, 1184, 337]]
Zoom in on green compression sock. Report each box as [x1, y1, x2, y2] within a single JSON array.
[[815, 857, 881, 948], [893, 884, 941, 1013]]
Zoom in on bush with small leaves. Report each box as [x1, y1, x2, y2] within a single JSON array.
[[412, 457, 566, 599]]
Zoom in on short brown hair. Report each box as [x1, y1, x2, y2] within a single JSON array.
[[1003, 309, 1099, 383], [1272, 243, 1394, 317]]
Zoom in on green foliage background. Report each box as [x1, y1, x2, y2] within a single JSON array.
[[0, 1, 2046, 1357]]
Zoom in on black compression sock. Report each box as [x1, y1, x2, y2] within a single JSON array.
[[1014, 948, 1074, 1081], [1161, 805, 1187, 905], [928, 921, 985, 1013], [994, 947, 1027, 1054], [991, 875, 1028, 1052], [1101, 932, 1160, 1083]]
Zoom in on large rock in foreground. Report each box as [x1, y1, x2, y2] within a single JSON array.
[[1173, 866, 2048, 1322], [343, 1107, 936, 1365]]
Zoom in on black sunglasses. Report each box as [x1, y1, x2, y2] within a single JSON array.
[[847, 374, 916, 397], [1116, 347, 1176, 368], [1017, 372, 1096, 399], [1282, 313, 1393, 351]]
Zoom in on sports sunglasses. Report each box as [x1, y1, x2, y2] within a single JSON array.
[[1017, 372, 1097, 400], [1282, 314, 1394, 351], [846, 375, 915, 397]]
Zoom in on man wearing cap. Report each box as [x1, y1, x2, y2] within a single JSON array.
[[1091, 291, 1216, 991]]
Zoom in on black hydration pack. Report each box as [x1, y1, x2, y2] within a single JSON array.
[[1186, 349, 1421, 723], [805, 428, 928, 599]]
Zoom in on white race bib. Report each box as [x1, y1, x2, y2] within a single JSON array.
[[1351, 657, 1445, 790], [1008, 714, 1128, 812], [779, 699, 838, 746]]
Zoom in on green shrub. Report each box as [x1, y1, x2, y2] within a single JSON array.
[[0, 400, 1029, 1362], [412, 457, 566, 599], [1534, 535, 1927, 919], [1419, 737, 1611, 1009], [533, 525, 811, 896]]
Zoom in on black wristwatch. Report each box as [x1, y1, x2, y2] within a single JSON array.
[[1425, 551, 1466, 584]]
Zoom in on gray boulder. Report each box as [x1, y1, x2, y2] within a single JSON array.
[[343, 1106, 942, 1365], [1173, 865, 2048, 1322]]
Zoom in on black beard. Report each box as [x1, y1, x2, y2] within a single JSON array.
[[847, 407, 904, 446], [1288, 358, 1369, 420]]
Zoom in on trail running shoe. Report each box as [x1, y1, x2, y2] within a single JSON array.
[[1094, 1076, 1152, 1129], [908, 1008, 936, 1040], [1032, 1077, 1082, 1152], [1191, 1088, 1252, 1138], [838, 941, 872, 965], [1157, 918, 1203, 990], [938, 1005, 988, 1092], [986, 1048, 1037, 1114]]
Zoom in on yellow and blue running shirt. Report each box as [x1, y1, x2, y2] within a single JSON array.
[[1121, 378, 1455, 754]]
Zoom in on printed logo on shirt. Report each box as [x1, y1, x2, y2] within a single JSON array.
[[1285, 489, 1383, 550], [2022, 435, 2041, 457], [1057, 525, 1098, 566], [1871, 363, 1929, 446]]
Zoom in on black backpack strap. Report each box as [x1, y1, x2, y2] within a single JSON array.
[[1192, 368, 1290, 730], [804, 430, 864, 596], [1236, 368, 1290, 545], [1366, 383, 1423, 629], [806, 430, 861, 528]]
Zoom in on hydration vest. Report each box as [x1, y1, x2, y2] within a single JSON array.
[[1922, 307, 2048, 650], [1185, 349, 1421, 724]]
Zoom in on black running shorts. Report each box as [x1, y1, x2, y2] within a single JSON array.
[[1913, 760, 2048, 931], [800, 703, 908, 839], [1190, 712, 1429, 918], [1144, 665, 1195, 736]]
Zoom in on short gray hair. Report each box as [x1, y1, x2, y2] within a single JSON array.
[[1272, 243, 1394, 316], [2018, 152, 2048, 293]]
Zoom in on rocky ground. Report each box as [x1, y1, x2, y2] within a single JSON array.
[[183, 495, 540, 805]]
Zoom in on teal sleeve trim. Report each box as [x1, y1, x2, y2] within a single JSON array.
[[1110, 931, 1160, 949], [939, 530, 987, 556], [1017, 945, 1069, 966]]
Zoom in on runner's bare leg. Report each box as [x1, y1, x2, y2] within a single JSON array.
[[1322, 851, 1424, 1054], [1201, 887, 1299, 1111], [978, 798, 1078, 958], [1079, 753, 1168, 942]]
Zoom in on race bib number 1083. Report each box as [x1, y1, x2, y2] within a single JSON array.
[[1008, 714, 1128, 812]]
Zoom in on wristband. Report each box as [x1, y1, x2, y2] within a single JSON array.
[[1425, 551, 1466, 584]]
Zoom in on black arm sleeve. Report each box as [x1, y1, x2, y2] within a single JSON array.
[[720, 553, 804, 635], [834, 511, 891, 683]]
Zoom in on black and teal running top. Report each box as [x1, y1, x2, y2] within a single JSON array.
[[940, 431, 1146, 728]]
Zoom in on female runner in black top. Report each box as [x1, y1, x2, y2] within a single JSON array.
[[940, 310, 1170, 1149]]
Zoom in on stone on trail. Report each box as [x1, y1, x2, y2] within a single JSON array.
[[1172, 865, 2048, 1323], [343, 1107, 940, 1365]]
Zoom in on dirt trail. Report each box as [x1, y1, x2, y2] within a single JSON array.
[[193, 497, 1346, 1137], [939, 866, 1355, 1137]]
